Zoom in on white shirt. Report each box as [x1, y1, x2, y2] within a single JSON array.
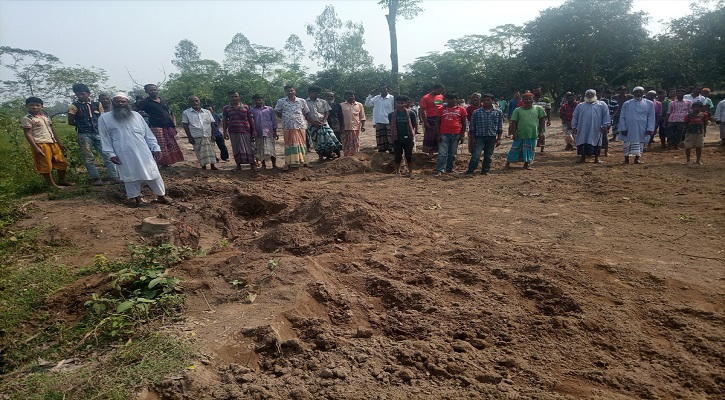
[[99, 111, 161, 182], [683, 94, 706, 104], [715, 99, 725, 122], [182, 107, 214, 138], [365, 93, 395, 124]]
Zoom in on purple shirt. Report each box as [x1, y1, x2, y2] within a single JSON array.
[[250, 105, 278, 138]]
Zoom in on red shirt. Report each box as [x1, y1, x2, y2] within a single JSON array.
[[466, 104, 482, 122], [420, 93, 444, 119], [437, 106, 467, 134], [559, 101, 579, 124]]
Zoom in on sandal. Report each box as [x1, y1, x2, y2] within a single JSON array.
[[156, 197, 175, 205]]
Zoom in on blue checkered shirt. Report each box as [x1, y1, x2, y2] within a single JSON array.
[[470, 107, 503, 137]]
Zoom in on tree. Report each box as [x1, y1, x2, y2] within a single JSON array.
[[283, 34, 306, 71], [249, 45, 283, 78], [520, 0, 649, 99], [172, 39, 201, 74], [0, 47, 107, 102], [224, 33, 254, 72], [306, 5, 373, 72], [378, 0, 423, 95]]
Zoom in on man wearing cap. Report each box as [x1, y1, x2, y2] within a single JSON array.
[[572, 89, 610, 164], [99, 93, 173, 207], [618, 86, 655, 164]]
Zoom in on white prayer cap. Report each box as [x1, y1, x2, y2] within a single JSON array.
[[585, 89, 596, 97], [632, 86, 645, 92], [113, 92, 130, 100], [647, 90, 657, 95]]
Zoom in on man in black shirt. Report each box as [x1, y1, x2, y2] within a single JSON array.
[[136, 84, 184, 166]]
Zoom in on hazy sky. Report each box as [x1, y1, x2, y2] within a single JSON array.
[[0, 0, 693, 91]]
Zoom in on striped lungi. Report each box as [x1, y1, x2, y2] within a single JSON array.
[[229, 131, 255, 165], [622, 141, 642, 156], [192, 136, 216, 167], [308, 124, 342, 157], [283, 129, 307, 166], [375, 124, 392, 152], [150, 127, 184, 166], [341, 130, 360, 156], [255, 136, 276, 162]]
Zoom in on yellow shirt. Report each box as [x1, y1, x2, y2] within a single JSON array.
[[21, 113, 55, 143]]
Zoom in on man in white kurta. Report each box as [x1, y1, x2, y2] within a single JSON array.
[[618, 86, 655, 164], [365, 84, 395, 153], [99, 93, 173, 207], [572, 89, 611, 164]]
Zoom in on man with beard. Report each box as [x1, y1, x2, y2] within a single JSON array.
[[135, 84, 184, 166], [618, 86, 655, 164], [572, 89, 610, 164], [99, 93, 173, 208]]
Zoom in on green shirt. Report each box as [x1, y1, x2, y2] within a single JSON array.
[[511, 106, 545, 140]]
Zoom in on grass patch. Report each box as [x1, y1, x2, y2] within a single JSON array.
[[1, 333, 193, 400], [642, 198, 664, 207]]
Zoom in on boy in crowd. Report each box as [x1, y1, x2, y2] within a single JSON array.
[[559, 92, 578, 151], [435, 93, 467, 176], [387, 96, 418, 177], [683, 101, 706, 164], [22, 97, 73, 188], [467, 93, 503, 176]]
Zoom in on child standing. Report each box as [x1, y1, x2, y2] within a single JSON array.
[[388, 96, 418, 177], [21, 97, 74, 188], [683, 101, 706, 165]]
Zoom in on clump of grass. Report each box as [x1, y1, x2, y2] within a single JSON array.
[[642, 198, 664, 207]]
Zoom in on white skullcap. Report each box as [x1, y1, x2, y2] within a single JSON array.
[[647, 90, 657, 95], [585, 89, 596, 96], [633, 86, 644, 92], [113, 92, 130, 100]]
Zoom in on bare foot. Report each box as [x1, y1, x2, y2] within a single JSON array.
[[210, 165, 219, 170]]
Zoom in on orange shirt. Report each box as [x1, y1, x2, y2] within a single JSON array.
[[420, 93, 444, 119]]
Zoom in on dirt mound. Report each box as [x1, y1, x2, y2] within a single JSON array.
[[316, 156, 371, 174]]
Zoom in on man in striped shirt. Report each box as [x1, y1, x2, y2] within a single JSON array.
[[664, 88, 692, 149]]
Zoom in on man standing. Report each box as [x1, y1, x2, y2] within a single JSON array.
[[559, 92, 579, 151], [249, 94, 278, 169], [68, 83, 118, 185], [435, 93, 467, 176], [99, 93, 173, 208], [274, 85, 312, 170], [664, 88, 692, 149], [204, 104, 229, 162], [618, 86, 655, 164], [714, 98, 725, 146], [182, 95, 217, 170], [599, 89, 618, 156], [325, 92, 345, 142], [572, 89, 610, 164], [532, 87, 551, 152], [645, 90, 662, 149], [466, 93, 503, 176], [365, 84, 395, 153], [306, 86, 342, 161], [465, 93, 483, 154], [223, 91, 257, 172], [611, 86, 633, 141], [135, 84, 184, 167], [98, 93, 112, 113], [505, 92, 545, 170], [508, 91, 521, 123], [684, 86, 706, 104], [340, 91, 366, 156], [419, 83, 445, 155]]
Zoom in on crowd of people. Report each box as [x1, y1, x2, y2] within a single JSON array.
[[20, 82, 724, 206]]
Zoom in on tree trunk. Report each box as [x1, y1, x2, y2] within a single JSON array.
[[386, 0, 399, 96]]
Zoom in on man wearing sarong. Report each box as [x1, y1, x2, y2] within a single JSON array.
[[306, 86, 342, 161], [250, 94, 278, 169], [559, 92, 579, 151], [365, 84, 395, 153], [611, 86, 633, 141], [223, 91, 257, 172], [274, 85, 313, 171], [99, 93, 173, 208], [664, 88, 692, 149], [572, 89, 610, 164], [204, 104, 229, 162], [135, 84, 184, 167], [505, 92, 545, 170], [419, 83, 444, 155], [465, 93, 483, 154], [532, 86, 552, 153], [182, 96, 217, 170], [325, 92, 345, 142], [340, 91, 366, 156], [618, 86, 656, 164]]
